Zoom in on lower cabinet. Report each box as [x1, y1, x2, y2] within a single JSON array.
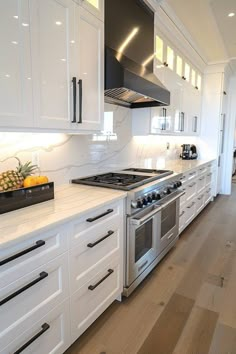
[[0, 198, 124, 354], [179, 161, 216, 234]]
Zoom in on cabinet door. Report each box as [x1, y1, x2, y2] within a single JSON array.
[[31, 0, 76, 130], [151, 106, 173, 134], [80, 0, 104, 21], [0, 0, 33, 128], [75, 7, 104, 131], [187, 86, 201, 135]]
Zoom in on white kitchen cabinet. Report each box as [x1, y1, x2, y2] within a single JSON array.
[[79, 0, 104, 21], [0, 0, 34, 129], [1, 300, 71, 354], [31, 0, 103, 132]]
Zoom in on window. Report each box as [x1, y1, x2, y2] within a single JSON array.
[[176, 56, 182, 77], [156, 36, 164, 62], [167, 46, 174, 70]]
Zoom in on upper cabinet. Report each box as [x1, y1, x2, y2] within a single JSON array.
[[79, 0, 104, 21], [0, 0, 104, 132], [0, 0, 34, 128]]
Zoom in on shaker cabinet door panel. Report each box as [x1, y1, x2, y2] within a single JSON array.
[[31, 0, 76, 129], [0, 0, 33, 128]]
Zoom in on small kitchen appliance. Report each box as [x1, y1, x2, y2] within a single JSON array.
[[180, 144, 198, 160], [72, 168, 184, 296]]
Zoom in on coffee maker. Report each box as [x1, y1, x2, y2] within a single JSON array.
[[180, 144, 198, 160]]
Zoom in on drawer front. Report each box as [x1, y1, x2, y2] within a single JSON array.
[[70, 257, 121, 341], [179, 209, 186, 234], [204, 187, 212, 205], [0, 254, 69, 348], [1, 299, 70, 354], [185, 181, 197, 202], [0, 225, 68, 289], [198, 165, 207, 175], [69, 201, 123, 248], [197, 175, 206, 194], [187, 170, 197, 181], [185, 200, 196, 226], [206, 172, 213, 186], [179, 174, 187, 184], [195, 193, 205, 214], [69, 223, 121, 292]]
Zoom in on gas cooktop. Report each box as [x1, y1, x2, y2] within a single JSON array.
[[71, 168, 173, 191]]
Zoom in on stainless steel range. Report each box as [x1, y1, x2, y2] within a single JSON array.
[[72, 168, 184, 296]]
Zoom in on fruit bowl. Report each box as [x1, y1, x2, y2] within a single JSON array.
[[0, 182, 54, 214]]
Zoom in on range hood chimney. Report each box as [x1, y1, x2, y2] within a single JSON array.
[[105, 0, 170, 108]]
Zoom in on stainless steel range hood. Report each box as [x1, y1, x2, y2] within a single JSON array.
[[105, 47, 170, 108], [105, 0, 170, 109]]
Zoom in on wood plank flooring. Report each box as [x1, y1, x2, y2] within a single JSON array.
[[65, 185, 236, 354]]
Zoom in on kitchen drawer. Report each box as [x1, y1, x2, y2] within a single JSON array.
[[187, 170, 197, 181], [206, 171, 213, 186], [70, 256, 122, 341], [179, 173, 187, 184], [184, 200, 196, 226], [204, 187, 212, 205], [197, 175, 206, 194], [1, 299, 70, 354], [0, 224, 68, 289], [69, 223, 121, 292], [0, 253, 69, 348], [195, 193, 205, 215], [69, 201, 123, 248], [185, 180, 197, 202], [198, 165, 207, 175], [179, 209, 186, 234]]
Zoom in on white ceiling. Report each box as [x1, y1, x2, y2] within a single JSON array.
[[165, 0, 236, 64]]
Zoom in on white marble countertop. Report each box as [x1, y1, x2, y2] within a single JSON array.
[[0, 184, 127, 250]]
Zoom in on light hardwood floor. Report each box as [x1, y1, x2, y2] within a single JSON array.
[[65, 186, 236, 354]]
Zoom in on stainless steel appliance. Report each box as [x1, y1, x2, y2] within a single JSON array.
[[72, 168, 183, 296], [180, 144, 198, 160]]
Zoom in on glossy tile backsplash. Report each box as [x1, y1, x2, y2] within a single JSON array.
[[0, 104, 198, 185]]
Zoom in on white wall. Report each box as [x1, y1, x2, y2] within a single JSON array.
[[0, 103, 198, 186]]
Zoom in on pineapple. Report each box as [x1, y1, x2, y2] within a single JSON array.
[[0, 158, 38, 192]]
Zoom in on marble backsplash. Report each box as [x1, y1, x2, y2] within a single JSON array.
[[0, 104, 198, 185]]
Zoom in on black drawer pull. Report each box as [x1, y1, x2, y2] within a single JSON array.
[[88, 269, 114, 291], [13, 323, 50, 354], [0, 271, 48, 306], [78, 79, 82, 124], [71, 77, 77, 123], [87, 230, 114, 248], [86, 209, 113, 223], [0, 240, 46, 267]]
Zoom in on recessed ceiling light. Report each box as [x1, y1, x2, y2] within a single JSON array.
[[13, 15, 18, 19], [228, 12, 235, 17], [22, 23, 29, 27], [60, 58, 66, 62], [55, 21, 62, 26], [11, 41, 18, 45]]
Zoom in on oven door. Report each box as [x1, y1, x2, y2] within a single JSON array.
[[126, 205, 161, 286], [157, 192, 182, 255]]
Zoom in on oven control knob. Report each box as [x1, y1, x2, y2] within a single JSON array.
[[142, 197, 148, 206], [164, 188, 171, 195], [131, 201, 138, 209], [152, 192, 161, 200], [172, 182, 178, 189], [176, 181, 182, 187], [137, 199, 143, 209], [147, 194, 152, 203]]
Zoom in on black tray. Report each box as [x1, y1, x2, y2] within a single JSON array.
[[0, 182, 54, 214]]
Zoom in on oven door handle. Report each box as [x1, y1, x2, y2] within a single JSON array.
[[159, 191, 185, 209], [131, 205, 162, 226]]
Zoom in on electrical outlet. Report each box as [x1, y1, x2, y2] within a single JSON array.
[[32, 151, 40, 168], [166, 142, 170, 150]]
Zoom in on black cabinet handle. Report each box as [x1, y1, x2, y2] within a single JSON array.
[[182, 76, 186, 81], [72, 77, 77, 123], [78, 79, 82, 124], [195, 86, 198, 90], [0, 271, 48, 306], [88, 269, 114, 291], [0, 240, 45, 267], [86, 209, 113, 223], [87, 230, 114, 248], [13, 323, 50, 354]]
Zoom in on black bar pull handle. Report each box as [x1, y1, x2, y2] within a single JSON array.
[[78, 79, 82, 124], [86, 209, 113, 223], [0, 240, 46, 267], [0, 271, 48, 306], [87, 230, 114, 248], [72, 77, 77, 123], [88, 269, 114, 291], [13, 323, 50, 354]]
